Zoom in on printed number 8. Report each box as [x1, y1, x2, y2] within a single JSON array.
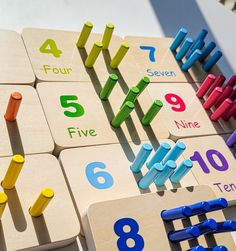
[[114, 218, 144, 251]]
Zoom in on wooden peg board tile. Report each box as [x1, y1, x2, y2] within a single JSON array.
[[0, 154, 80, 250], [22, 28, 123, 83], [59, 139, 197, 234], [36, 82, 169, 155], [0, 30, 35, 85], [147, 82, 235, 140], [0, 85, 54, 157], [84, 185, 235, 251], [118, 36, 221, 85], [180, 135, 236, 205]]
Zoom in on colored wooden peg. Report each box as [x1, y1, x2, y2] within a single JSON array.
[[207, 198, 228, 211], [161, 205, 192, 221], [29, 187, 54, 217], [0, 192, 8, 219], [208, 74, 225, 96], [186, 39, 205, 59], [203, 87, 223, 110], [196, 74, 216, 98], [121, 86, 139, 107], [187, 246, 206, 251], [193, 29, 208, 48], [181, 49, 202, 71], [210, 98, 233, 122], [175, 37, 193, 61], [141, 99, 163, 126], [2, 154, 25, 189], [215, 85, 234, 108], [85, 41, 103, 68], [225, 75, 236, 88], [226, 130, 236, 147], [214, 220, 236, 233], [110, 43, 129, 69], [199, 42, 216, 62], [130, 143, 153, 173], [196, 219, 217, 235], [209, 246, 228, 251], [162, 141, 186, 165], [146, 142, 171, 169], [111, 101, 134, 128], [168, 226, 200, 242], [169, 27, 188, 51], [100, 74, 118, 100], [136, 76, 150, 95], [222, 101, 236, 121], [170, 159, 193, 184], [188, 201, 210, 215], [76, 21, 93, 48], [4, 92, 22, 122], [203, 51, 223, 72], [101, 23, 114, 50]]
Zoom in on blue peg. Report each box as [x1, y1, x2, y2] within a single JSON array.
[[206, 246, 228, 251], [130, 143, 153, 173], [181, 49, 202, 71], [192, 29, 208, 48], [196, 219, 217, 235], [162, 141, 186, 165], [170, 159, 193, 184], [161, 205, 192, 221], [203, 51, 222, 72], [154, 160, 176, 186], [146, 142, 171, 169], [138, 163, 162, 190], [199, 42, 216, 62], [186, 39, 205, 59], [207, 198, 228, 212], [188, 201, 210, 216], [168, 226, 200, 242], [175, 37, 193, 61], [170, 27, 188, 51], [187, 246, 206, 251], [214, 220, 236, 233]]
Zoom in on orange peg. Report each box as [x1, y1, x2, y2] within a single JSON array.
[[4, 92, 22, 121]]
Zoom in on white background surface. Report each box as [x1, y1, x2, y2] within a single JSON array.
[[0, 0, 235, 250]]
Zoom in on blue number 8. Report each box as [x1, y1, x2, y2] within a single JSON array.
[[85, 162, 114, 189], [114, 218, 144, 251]]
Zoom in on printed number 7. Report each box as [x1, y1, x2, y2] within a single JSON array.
[[139, 46, 156, 62]]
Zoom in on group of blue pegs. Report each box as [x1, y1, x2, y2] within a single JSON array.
[[130, 141, 191, 189], [162, 198, 235, 251], [170, 27, 222, 72]]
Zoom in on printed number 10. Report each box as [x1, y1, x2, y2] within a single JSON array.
[[190, 149, 229, 174]]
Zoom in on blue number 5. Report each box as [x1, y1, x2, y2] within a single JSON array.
[[139, 46, 156, 62], [85, 162, 114, 189]]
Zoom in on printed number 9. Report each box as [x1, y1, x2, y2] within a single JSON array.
[[165, 93, 186, 112], [85, 162, 114, 189], [114, 218, 144, 251]]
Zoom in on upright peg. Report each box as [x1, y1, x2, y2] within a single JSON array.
[[206, 246, 228, 251], [4, 92, 22, 122], [169, 27, 188, 51], [175, 37, 193, 61], [0, 192, 8, 219], [136, 77, 150, 95], [85, 41, 103, 68], [101, 23, 114, 50], [199, 42, 216, 62], [196, 219, 217, 235], [181, 49, 202, 71], [121, 86, 139, 107], [207, 198, 228, 212], [162, 141, 186, 165], [76, 21, 93, 48], [196, 74, 216, 98], [187, 246, 206, 251], [188, 201, 210, 216], [210, 98, 233, 122], [207, 74, 225, 96], [110, 43, 129, 69], [161, 205, 192, 221], [214, 220, 236, 233], [100, 74, 118, 100], [226, 130, 236, 147], [168, 226, 200, 242], [203, 87, 223, 110], [203, 51, 223, 72], [170, 159, 193, 184]]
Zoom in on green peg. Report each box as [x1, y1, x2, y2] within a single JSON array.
[[121, 86, 139, 108], [100, 74, 118, 100], [102, 23, 114, 50], [136, 77, 150, 95], [76, 21, 93, 48], [85, 41, 103, 68], [111, 101, 134, 128], [141, 100, 163, 126], [110, 43, 129, 69]]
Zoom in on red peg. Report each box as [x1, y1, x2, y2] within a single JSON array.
[[196, 74, 216, 99], [210, 98, 233, 122], [225, 75, 236, 88], [215, 85, 234, 108], [222, 101, 236, 121], [207, 74, 225, 96], [203, 87, 223, 110]]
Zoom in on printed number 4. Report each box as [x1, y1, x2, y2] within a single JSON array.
[[40, 39, 62, 58], [139, 46, 156, 62]]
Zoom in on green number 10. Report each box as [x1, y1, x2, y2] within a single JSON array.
[[40, 39, 62, 58], [60, 95, 85, 117]]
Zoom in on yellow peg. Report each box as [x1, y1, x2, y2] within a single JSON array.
[[102, 23, 114, 50], [110, 43, 130, 69], [0, 192, 8, 219], [85, 41, 103, 68], [29, 188, 54, 217], [76, 21, 93, 48], [2, 154, 25, 190]]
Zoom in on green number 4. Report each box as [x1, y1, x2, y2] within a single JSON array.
[[60, 95, 85, 117], [39, 39, 62, 58]]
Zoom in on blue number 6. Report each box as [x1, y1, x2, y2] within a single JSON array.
[[139, 46, 156, 62], [85, 162, 114, 189]]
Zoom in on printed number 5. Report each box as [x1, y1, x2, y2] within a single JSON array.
[[85, 162, 114, 189], [139, 46, 156, 62], [60, 95, 85, 117]]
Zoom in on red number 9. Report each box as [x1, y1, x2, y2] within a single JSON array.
[[165, 93, 186, 112]]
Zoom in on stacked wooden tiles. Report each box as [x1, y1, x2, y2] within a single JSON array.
[[0, 22, 235, 250]]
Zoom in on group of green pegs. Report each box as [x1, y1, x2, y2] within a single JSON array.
[[130, 141, 193, 190], [76, 21, 129, 69], [99, 74, 163, 128]]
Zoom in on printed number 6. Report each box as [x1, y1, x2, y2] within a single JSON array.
[[85, 162, 114, 189], [60, 95, 85, 117]]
